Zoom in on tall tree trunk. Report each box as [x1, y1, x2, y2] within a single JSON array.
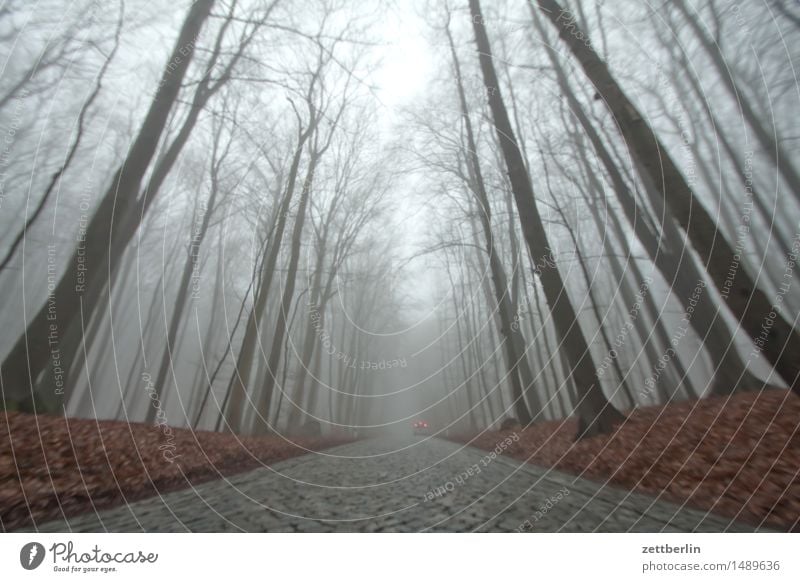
[[224, 131, 312, 433], [332, 309, 351, 426], [0, 2, 124, 273], [539, 149, 636, 408], [115, 254, 177, 420], [0, 0, 214, 411], [286, 242, 328, 431], [189, 227, 226, 425], [464, 279, 497, 425], [673, 0, 800, 207], [470, 0, 623, 437], [251, 149, 322, 434], [445, 16, 538, 424], [301, 312, 329, 428], [271, 296, 300, 428], [445, 259, 480, 432], [535, 0, 800, 394], [518, 255, 562, 417], [195, 253, 259, 430], [146, 149, 223, 423], [576, 153, 695, 400], [530, 274, 573, 416], [530, 4, 772, 395]]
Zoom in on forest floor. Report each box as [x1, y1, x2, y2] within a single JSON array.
[[4, 390, 797, 532], [452, 389, 800, 531], [0, 412, 352, 531]]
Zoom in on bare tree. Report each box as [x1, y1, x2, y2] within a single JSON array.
[[0, 1, 125, 273], [534, 0, 800, 394], [469, 0, 624, 437], [1, 0, 216, 412], [145, 108, 235, 423]]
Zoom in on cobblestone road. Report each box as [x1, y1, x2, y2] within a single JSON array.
[[31, 437, 764, 532]]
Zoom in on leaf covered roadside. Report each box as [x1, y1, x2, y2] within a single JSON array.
[[0, 413, 352, 531], [453, 389, 800, 531]]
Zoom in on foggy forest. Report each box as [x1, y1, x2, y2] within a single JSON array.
[[1, 0, 799, 535]]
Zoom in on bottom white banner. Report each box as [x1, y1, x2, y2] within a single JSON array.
[[0, 533, 794, 581]]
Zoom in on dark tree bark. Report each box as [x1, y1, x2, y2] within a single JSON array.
[[673, 0, 800, 208], [0, 0, 215, 412], [115, 227, 186, 420], [535, 0, 800, 394], [539, 151, 635, 408], [445, 258, 481, 432], [570, 140, 696, 400], [145, 124, 230, 424], [188, 225, 226, 426], [469, 0, 624, 437], [0, 1, 124, 273], [445, 16, 536, 425], [223, 120, 316, 433], [529, 3, 775, 395], [250, 137, 328, 434]]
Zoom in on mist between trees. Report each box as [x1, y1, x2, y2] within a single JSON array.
[[0, 0, 798, 439]]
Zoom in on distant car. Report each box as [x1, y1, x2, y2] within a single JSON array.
[[413, 420, 431, 436]]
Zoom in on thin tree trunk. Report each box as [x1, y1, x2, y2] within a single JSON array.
[[531, 4, 772, 395], [470, 0, 623, 437], [224, 130, 313, 433], [536, 0, 800, 393], [444, 16, 539, 424], [272, 286, 309, 428], [302, 316, 328, 426], [188, 226, 226, 426], [673, 0, 800, 207], [286, 242, 328, 431], [539, 150, 636, 408], [146, 142, 225, 423], [251, 147, 322, 435], [464, 277, 497, 425], [115, 234, 184, 420], [445, 258, 480, 432], [0, 0, 215, 411], [0, 2, 124, 273]]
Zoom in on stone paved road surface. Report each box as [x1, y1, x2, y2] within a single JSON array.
[[30, 437, 764, 532]]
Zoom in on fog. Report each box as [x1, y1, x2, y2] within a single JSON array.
[[1, 0, 798, 442]]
